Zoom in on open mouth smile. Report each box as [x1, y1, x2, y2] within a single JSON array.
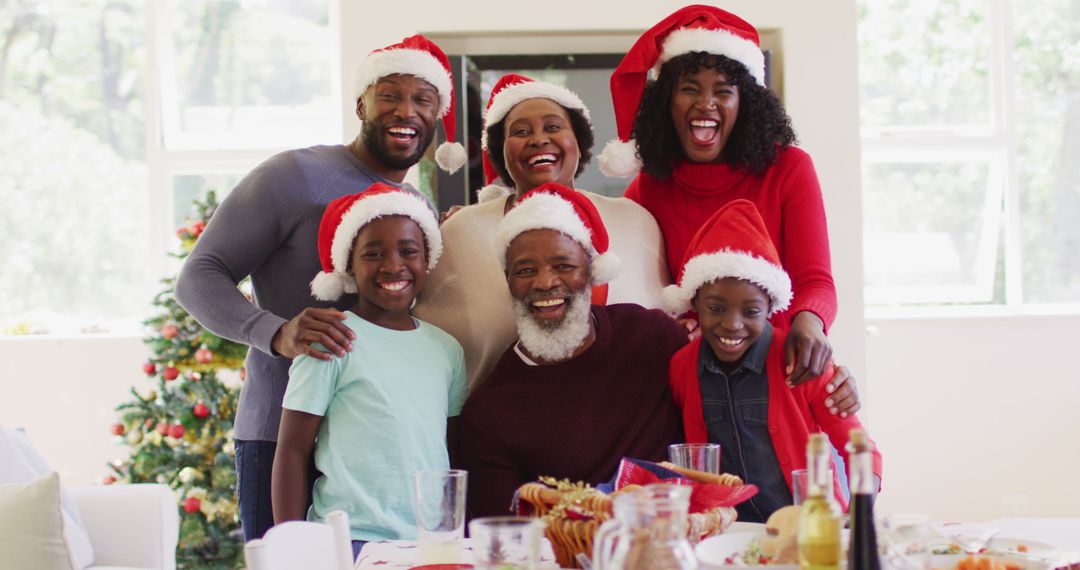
[[386, 126, 419, 143], [688, 118, 720, 146], [530, 296, 568, 319], [377, 280, 412, 294], [712, 335, 748, 353], [526, 153, 560, 169]]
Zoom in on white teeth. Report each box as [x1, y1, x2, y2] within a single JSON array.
[[388, 127, 417, 136], [690, 119, 718, 128], [718, 337, 744, 346], [532, 298, 565, 308], [528, 153, 558, 166], [379, 281, 409, 291]]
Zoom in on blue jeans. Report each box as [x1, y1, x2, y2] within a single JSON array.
[[235, 439, 277, 541]]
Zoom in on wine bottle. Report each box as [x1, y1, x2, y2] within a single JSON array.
[[847, 429, 881, 570], [798, 433, 841, 570]]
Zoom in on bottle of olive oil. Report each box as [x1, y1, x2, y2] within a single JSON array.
[[847, 429, 881, 570], [798, 434, 841, 570]]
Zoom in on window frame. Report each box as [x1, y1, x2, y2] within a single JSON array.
[[859, 0, 1078, 316]]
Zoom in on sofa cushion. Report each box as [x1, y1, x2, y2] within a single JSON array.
[[0, 427, 94, 569], [0, 472, 75, 570]]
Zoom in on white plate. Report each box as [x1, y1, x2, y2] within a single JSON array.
[[695, 524, 798, 570], [931, 553, 1052, 570], [984, 538, 1059, 560]]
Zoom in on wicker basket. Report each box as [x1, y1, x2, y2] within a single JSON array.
[[517, 464, 742, 569]]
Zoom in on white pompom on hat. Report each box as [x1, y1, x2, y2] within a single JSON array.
[[310, 183, 443, 301], [353, 34, 466, 173], [599, 4, 765, 178], [494, 182, 621, 284], [662, 199, 791, 316]]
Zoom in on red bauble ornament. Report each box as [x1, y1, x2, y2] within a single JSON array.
[[103, 475, 117, 485], [194, 346, 213, 364], [161, 324, 179, 339], [162, 367, 180, 381], [182, 497, 201, 513], [191, 221, 206, 237], [155, 422, 169, 435], [193, 402, 210, 419], [145, 418, 154, 428], [142, 362, 157, 376], [167, 424, 185, 439], [110, 423, 125, 436], [240, 367, 247, 381]]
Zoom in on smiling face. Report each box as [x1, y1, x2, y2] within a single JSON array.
[[669, 67, 740, 164], [502, 98, 581, 192], [358, 74, 440, 171], [505, 228, 594, 362], [348, 215, 428, 329], [693, 277, 770, 364]]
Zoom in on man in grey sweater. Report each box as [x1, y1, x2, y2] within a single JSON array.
[[175, 34, 463, 541]]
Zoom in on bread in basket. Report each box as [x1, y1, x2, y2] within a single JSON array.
[[515, 460, 756, 568]]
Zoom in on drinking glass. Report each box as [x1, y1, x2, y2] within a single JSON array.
[[412, 469, 468, 564], [667, 443, 720, 474], [469, 516, 545, 570], [879, 514, 932, 570], [791, 467, 833, 505]]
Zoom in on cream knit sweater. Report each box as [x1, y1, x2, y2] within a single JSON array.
[[413, 191, 671, 390]]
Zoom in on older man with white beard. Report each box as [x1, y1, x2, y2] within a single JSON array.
[[453, 183, 688, 519]]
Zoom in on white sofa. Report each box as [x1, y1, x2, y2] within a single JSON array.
[[70, 483, 179, 570], [0, 427, 179, 569]]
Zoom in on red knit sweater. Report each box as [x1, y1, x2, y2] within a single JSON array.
[[453, 304, 687, 519], [625, 147, 837, 329], [668, 331, 883, 509]]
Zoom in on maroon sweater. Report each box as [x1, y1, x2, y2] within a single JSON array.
[[453, 304, 687, 519]]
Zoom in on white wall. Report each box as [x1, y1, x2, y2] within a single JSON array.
[[0, 336, 145, 485], [867, 314, 1080, 520]]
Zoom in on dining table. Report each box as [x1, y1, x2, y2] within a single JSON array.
[[353, 517, 1080, 570]]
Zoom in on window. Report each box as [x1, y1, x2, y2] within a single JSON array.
[[858, 0, 1080, 309], [0, 0, 339, 335]]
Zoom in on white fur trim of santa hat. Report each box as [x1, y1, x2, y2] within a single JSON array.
[[480, 81, 591, 151], [655, 27, 766, 87], [353, 49, 453, 117], [597, 138, 643, 179], [661, 248, 792, 316], [310, 192, 444, 302], [495, 192, 621, 284]]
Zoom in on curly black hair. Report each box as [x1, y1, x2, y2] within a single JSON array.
[[632, 52, 796, 179], [484, 104, 594, 188]]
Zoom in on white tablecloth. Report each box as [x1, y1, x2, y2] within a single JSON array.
[[354, 538, 561, 569]]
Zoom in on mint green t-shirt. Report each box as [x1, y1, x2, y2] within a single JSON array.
[[283, 312, 467, 541]]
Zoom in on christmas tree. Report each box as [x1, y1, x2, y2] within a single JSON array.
[[109, 191, 249, 569]]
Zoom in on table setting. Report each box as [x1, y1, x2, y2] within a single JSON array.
[[354, 441, 1080, 570]]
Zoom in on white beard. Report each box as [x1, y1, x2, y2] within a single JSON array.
[[513, 288, 593, 363]]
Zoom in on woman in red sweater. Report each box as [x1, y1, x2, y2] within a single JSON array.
[[599, 5, 836, 385]]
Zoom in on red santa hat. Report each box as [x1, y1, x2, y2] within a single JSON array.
[[352, 34, 467, 174], [494, 182, 620, 284], [310, 183, 443, 301], [477, 73, 592, 203], [599, 5, 765, 178], [662, 199, 791, 316]]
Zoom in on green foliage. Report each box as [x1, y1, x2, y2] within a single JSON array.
[[111, 191, 246, 569]]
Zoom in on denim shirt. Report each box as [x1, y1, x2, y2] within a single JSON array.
[[698, 323, 793, 522]]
